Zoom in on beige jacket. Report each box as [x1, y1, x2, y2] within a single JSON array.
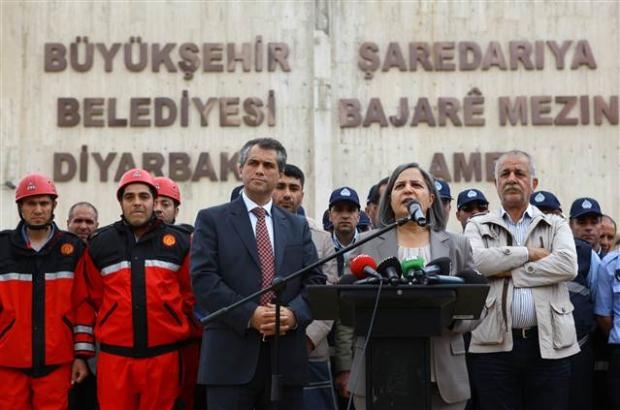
[[306, 219, 338, 361], [463, 207, 580, 359]]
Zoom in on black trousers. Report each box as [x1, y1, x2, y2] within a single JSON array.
[[609, 345, 620, 410], [568, 339, 593, 410], [206, 341, 303, 410], [470, 334, 570, 410], [68, 371, 98, 410]]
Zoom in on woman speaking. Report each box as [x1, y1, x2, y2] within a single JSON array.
[[348, 162, 477, 410]]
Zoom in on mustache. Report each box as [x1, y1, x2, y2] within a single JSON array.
[[502, 184, 522, 193]]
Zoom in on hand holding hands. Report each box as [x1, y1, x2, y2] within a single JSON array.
[[251, 303, 297, 337]]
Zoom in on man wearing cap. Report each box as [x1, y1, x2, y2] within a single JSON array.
[[328, 187, 362, 278], [567, 197, 605, 410], [0, 173, 94, 409], [464, 151, 578, 410], [81, 168, 195, 409], [570, 197, 604, 252], [532, 192, 607, 410], [153, 176, 182, 225], [272, 164, 339, 410], [152, 175, 204, 410], [435, 179, 453, 224], [530, 190, 563, 216], [456, 188, 489, 231], [455, 188, 489, 410], [326, 186, 363, 405]]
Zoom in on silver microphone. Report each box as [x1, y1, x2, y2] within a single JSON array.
[[407, 199, 427, 226]]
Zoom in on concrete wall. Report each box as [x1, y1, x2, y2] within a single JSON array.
[[1, 1, 618, 232]]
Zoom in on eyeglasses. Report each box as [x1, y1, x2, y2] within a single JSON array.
[[459, 203, 488, 213]]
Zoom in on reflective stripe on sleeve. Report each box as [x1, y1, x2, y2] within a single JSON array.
[[145, 259, 180, 272]]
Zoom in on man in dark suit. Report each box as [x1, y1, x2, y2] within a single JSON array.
[[191, 138, 325, 410]]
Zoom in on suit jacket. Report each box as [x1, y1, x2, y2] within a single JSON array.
[[348, 228, 475, 404], [191, 197, 325, 385]]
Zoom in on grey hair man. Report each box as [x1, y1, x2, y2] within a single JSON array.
[[66, 201, 99, 243], [464, 150, 579, 410]]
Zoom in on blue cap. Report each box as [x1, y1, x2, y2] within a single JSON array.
[[457, 189, 489, 210], [530, 191, 562, 212], [434, 179, 452, 200], [322, 209, 332, 231], [329, 186, 360, 208], [569, 197, 602, 219], [357, 210, 372, 228]]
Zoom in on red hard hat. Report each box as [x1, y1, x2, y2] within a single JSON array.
[[116, 168, 157, 201], [15, 173, 58, 202], [153, 176, 181, 204]]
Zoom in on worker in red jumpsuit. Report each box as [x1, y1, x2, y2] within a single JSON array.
[[82, 169, 195, 410], [153, 176, 203, 410], [0, 173, 94, 409]]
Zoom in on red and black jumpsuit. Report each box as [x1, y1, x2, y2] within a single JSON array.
[[0, 222, 95, 410], [82, 219, 198, 410]]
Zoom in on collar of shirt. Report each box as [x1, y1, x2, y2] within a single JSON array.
[[21, 223, 55, 251], [500, 204, 534, 225], [332, 229, 360, 250], [500, 204, 534, 246], [241, 191, 273, 217], [242, 191, 275, 246]]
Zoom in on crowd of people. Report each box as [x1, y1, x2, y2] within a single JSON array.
[[1, 139, 619, 410]]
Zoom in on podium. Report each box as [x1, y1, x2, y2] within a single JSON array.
[[308, 284, 489, 410]]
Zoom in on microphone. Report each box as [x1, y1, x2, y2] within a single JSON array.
[[350, 254, 383, 282], [427, 267, 489, 285], [423, 257, 451, 276], [407, 199, 427, 226], [426, 275, 465, 285], [376, 256, 403, 285], [456, 269, 488, 284], [401, 257, 425, 282], [423, 256, 460, 284], [338, 274, 379, 285]]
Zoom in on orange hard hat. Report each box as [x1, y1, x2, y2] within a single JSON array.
[[116, 168, 157, 201], [153, 176, 181, 204], [15, 173, 58, 202]]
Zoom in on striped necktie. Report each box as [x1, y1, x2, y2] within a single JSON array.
[[252, 207, 275, 305]]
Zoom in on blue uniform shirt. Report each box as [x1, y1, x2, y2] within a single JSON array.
[[588, 250, 601, 302], [594, 249, 620, 344]]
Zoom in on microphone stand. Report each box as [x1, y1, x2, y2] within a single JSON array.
[[200, 214, 413, 406]]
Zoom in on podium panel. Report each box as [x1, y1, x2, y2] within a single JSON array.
[[307, 284, 489, 410], [368, 337, 430, 410], [339, 288, 455, 337]]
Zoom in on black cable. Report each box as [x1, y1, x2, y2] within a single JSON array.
[[346, 279, 385, 410]]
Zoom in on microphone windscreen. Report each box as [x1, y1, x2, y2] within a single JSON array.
[[401, 257, 425, 273], [426, 257, 451, 276], [377, 256, 403, 277], [457, 270, 488, 284], [350, 254, 378, 279]]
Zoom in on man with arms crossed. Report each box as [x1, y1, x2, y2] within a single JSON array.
[[464, 150, 579, 410]]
